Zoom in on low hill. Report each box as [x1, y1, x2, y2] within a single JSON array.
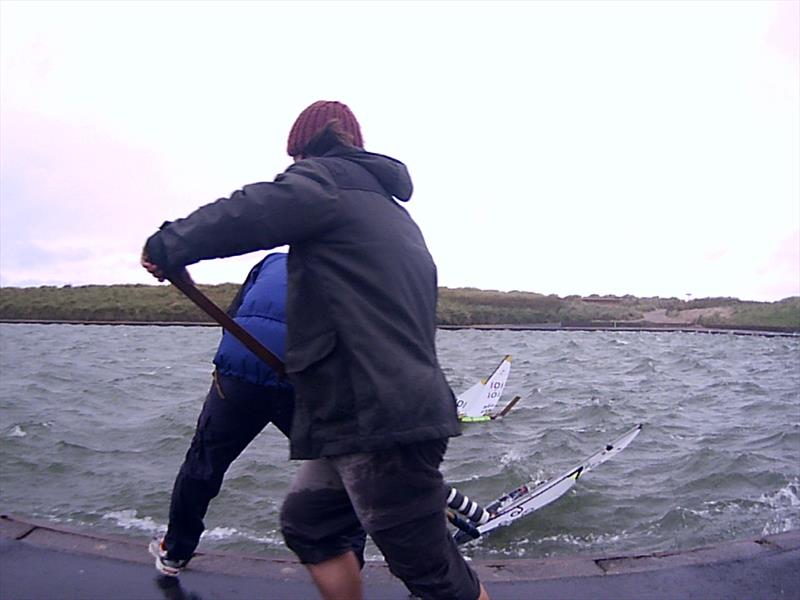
[[1, 285, 798, 332]]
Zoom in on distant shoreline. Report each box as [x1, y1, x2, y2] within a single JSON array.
[[2, 285, 797, 332], [2, 318, 796, 338]]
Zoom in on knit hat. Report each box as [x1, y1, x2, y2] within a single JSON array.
[[286, 100, 364, 157]]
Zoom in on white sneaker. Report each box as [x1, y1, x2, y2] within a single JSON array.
[[148, 537, 191, 576]]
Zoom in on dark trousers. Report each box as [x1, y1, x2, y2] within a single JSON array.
[[164, 372, 294, 559]]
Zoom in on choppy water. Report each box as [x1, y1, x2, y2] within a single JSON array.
[[0, 323, 798, 561]]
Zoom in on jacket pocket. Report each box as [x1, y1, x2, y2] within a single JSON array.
[[285, 330, 337, 373]]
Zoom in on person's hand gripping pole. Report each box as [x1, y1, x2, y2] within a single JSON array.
[[140, 252, 285, 377]]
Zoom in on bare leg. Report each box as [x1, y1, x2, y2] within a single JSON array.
[[306, 551, 363, 600], [478, 582, 491, 600]]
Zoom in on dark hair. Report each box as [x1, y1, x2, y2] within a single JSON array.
[[300, 120, 356, 157]]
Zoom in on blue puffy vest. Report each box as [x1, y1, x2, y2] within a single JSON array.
[[213, 252, 289, 389]]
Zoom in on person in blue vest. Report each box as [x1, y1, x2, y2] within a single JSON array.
[[149, 252, 366, 576]]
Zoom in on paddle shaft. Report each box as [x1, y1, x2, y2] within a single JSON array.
[[166, 270, 286, 377]]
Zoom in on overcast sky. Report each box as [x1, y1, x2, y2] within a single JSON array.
[[1, 0, 798, 301]]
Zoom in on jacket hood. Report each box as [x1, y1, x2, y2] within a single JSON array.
[[324, 146, 414, 202]]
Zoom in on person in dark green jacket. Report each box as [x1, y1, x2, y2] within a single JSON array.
[[142, 100, 489, 600]]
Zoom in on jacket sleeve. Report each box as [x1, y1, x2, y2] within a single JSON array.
[[143, 161, 339, 273]]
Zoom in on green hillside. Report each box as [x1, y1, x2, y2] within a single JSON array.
[[1, 284, 798, 332]]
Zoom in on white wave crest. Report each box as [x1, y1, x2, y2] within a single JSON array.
[[500, 449, 524, 467], [103, 509, 160, 533], [759, 478, 800, 509], [762, 517, 799, 536], [202, 526, 239, 540], [201, 526, 285, 547]]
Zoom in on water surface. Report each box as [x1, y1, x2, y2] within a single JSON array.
[[1, 324, 797, 560]]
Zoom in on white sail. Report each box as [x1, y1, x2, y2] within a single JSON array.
[[456, 355, 512, 420]]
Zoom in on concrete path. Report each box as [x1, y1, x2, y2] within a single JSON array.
[[1, 514, 798, 599]]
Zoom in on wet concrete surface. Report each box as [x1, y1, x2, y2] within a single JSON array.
[[1, 514, 798, 599]]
